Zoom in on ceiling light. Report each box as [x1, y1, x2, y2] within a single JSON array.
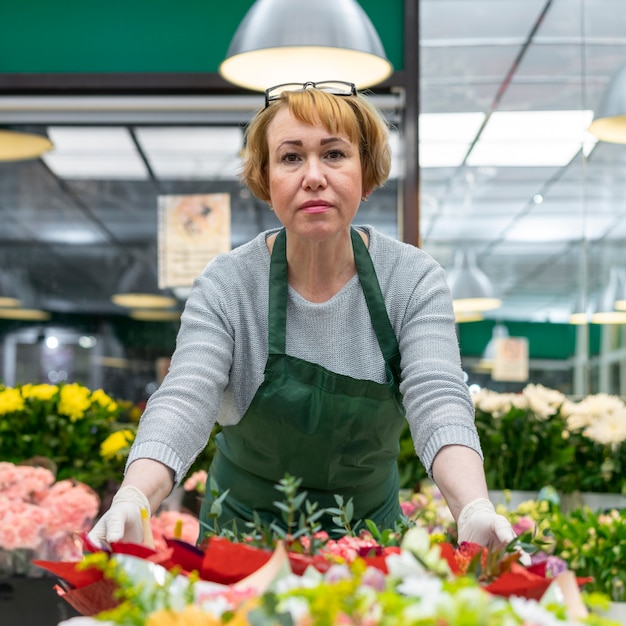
[[129, 309, 182, 322], [569, 293, 592, 325], [591, 267, 626, 324], [454, 311, 484, 324], [0, 269, 21, 307], [446, 250, 501, 313], [589, 63, 626, 143], [0, 308, 51, 320], [0, 129, 53, 161], [476, 323, 509, 372], [466, 110, 594, 167], [219, 0, 393, 92], [44, 127, 148, 180], [112, 257, 178, 309]]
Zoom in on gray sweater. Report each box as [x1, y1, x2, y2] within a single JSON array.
[[128, 226, 481, 484]]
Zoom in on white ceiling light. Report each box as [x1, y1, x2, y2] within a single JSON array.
[[135, 127, 243, 180], [446, 250, 502, 313], [419, 112, 485, 168], [466, 110, 595, 167], [219, 0, 393, 92], [43, 127, 149, 180]]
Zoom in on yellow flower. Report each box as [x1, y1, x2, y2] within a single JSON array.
[[100, 429, 135, 460], [91, 388, 118, 412], [20, 383, 58, 402], [58, 383, 92, 422], [0, 387, 25, 414], [145, 606, 222, 626]]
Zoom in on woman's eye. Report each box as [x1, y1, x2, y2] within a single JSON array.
[[326, 149, 346, 160], [280, 153, 300, 163]]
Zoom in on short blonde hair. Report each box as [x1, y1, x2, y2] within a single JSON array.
[[241, 89, 392, 203]]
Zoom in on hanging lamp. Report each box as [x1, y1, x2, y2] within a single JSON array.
[[589, 62, 626, 143], [0, 128, 53, 161], [446, 250, 501, 314], [0, 269, 21, 307], [111, 257, 178, 309], [591, 267, 626, 324], [219, 0, 393, 91]]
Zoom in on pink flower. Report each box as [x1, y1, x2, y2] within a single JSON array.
[[150, 510, 200, 551], [183, 470, 208, 492], [0, 462, 100, 558]]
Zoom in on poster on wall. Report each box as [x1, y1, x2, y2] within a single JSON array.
[[491, 336, 529, 382], [158, 193, 231, 289]]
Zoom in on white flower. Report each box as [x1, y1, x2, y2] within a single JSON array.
[[562, 393, 626, 432], [509, 595, 569, 626], [583, 410, 626, 445], [523, 384, 565, 420]]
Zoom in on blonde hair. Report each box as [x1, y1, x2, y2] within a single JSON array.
[[241, 89, 392, 203]]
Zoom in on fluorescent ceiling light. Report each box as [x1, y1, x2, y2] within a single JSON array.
[[466, 110, 595, 167], [503, 215, 614, 242], [419, 112, 485, 168], [135, 127, 243, 179], [43, 127, 149, 179]]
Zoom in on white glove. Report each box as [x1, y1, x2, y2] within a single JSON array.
[[457, 498, 517, 546], [88, 485, 150, 546]]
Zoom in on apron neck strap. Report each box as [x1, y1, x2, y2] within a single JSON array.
[[268, 228, 401, 382]]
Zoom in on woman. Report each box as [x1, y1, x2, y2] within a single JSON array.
[[90, 81, 516, 547]]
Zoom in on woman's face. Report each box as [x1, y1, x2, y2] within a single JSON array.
[[266, 107, 363, 242]]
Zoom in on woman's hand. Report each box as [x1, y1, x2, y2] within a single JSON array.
[[88, 485, 150, 545]]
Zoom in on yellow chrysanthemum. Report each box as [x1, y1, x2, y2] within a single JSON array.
[[20, 383, 58, 402], [0, 387, 25, 414], [100, 429, 135, 460], [91, 388, 118, 412], [58, 383, 92, 422], [145, 606, 221, 626]]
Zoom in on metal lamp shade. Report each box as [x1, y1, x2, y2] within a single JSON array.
[[0, 129, 53, 161], [447, 250, 502, 314], [589, 63, 626, 143], [219, 0, 393, 91]]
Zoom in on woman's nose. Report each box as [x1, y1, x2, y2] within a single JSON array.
[[302, 158, 326, 189]]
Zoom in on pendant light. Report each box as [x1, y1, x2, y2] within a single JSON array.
[[591, 267, 626, 324], [0, 268, 51, 320], [219, 0, 393, 92], [446, 250, 501, 314], [589, 62, 626, 143], [476, 323, 509, 372], [0, 128, 53, 161], [0, 269, 21, 307], [111, 256, 177, 309]]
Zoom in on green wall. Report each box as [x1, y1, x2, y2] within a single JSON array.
[[457, 320, 601, 360], [0, 1, 404, 74]]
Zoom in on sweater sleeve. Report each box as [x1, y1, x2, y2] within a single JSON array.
[[372, 233, 482, 476], [126, 259, 236, 485]]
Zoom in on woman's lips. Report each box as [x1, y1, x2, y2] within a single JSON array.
[[300, 201, 331, 214]]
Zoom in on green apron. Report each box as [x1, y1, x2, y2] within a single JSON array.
[[199, 227, 406, 536]]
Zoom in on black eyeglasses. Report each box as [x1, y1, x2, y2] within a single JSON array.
[[264, 81, 357, 108]]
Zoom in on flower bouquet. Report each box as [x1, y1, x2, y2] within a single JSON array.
[[36, 526, 601, 626], [32, 475, 604, 626], [0, 461, 100, 577]]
